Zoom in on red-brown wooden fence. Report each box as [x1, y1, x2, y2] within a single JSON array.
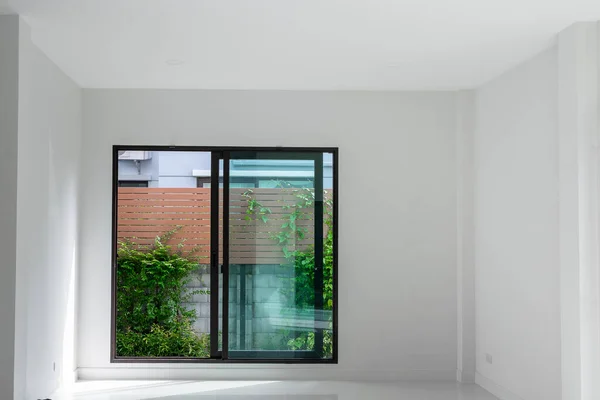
[[117, 188, 323, 264]]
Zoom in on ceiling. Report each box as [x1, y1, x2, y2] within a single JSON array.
[[5, 0, 600, 90]]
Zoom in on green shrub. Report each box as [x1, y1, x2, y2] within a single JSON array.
[[116, 323, 210, 358], [115, 234, 209, 357], [287, 330, 333, 356]]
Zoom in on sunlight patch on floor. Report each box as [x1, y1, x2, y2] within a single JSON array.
[[69, 380, 278, 398]]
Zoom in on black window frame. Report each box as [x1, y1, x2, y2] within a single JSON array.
[[111, 145, 339, 364]]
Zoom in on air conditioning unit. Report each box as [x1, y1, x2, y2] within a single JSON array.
[[118, 151, 152, 161]]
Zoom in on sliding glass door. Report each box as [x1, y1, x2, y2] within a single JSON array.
[[113, 146, 336, 363], [222, 151, 333, 360]]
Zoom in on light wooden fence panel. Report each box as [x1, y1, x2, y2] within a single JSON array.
[[117, 188, 329, 265]]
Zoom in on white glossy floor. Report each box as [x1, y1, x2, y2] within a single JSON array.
[[55, 381, 499, 400]]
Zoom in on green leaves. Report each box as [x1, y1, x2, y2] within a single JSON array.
[[286, 330, 333, 356], [115, 235, 208, 357], [259, 207, 272, 215], [116, 323, 211, 358], [242, 190, 273, 224]]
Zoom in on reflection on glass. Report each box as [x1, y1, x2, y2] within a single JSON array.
[[227, 152, 334, 360]]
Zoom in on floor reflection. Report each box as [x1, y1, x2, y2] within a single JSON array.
[[65, 381, 498, 400], [150, 396, 337, 400]]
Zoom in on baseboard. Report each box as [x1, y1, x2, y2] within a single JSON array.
[[456, 369, 475, 383], [475, 372, 524, 400], [77, 366, 457, 382]]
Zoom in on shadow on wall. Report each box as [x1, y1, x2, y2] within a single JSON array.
[[23, 136, 80, 399]]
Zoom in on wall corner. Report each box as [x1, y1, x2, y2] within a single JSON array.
[[456, 90, 477, 383]]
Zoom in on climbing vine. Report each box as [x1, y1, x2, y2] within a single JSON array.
[[242, 182, 334, 357]]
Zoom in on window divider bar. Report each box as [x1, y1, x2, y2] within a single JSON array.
[[209, 152, 221, 358], [222, 152, 231, 360]]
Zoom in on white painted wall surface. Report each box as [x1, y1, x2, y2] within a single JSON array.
[[16, 20, 82, 399], [455, 91, 476, 383], [556, 22, 600, 400], [474, 47, 561, 400], [79, 90, 458, 380], [0, 14, 19, 400]]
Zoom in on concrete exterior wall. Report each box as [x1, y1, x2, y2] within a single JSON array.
[[118, 151, 211, 187], [118, 151, 334, 188], [186, 264, 299, 351]]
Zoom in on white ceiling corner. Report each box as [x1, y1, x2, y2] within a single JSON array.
[[6, 0, 600, 90]]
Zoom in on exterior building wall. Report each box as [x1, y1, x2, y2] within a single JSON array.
[[118, 151, 334, 189]]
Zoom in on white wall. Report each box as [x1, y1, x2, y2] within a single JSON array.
[[15, 20, 82, 399], [556, 22, 600, 400], [79, 90, 459, 380], [0, 14, 19, 400], [456, 91, 476, 383], [474, 47, 561, 400]]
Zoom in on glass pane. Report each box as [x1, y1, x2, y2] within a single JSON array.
[[227, 151, 334, 360], [322, 152, 334, 359], [115, 150, 212, 358]]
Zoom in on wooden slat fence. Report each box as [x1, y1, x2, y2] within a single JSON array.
[[117, 188, 328, 264]]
